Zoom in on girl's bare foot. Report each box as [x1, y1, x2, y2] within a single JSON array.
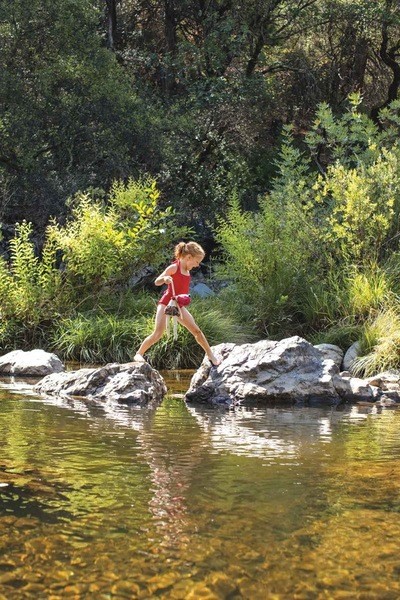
[[208, 354, 221, 367]]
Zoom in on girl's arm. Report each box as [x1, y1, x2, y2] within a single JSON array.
[[154, 263, 177, 286]]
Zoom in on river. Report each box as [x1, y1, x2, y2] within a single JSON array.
[[0, 370, 399, 598]]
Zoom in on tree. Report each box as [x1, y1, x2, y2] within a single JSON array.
[[0, 0, 150, 227]]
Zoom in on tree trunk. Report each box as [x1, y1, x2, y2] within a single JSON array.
[[162, 0, 177, 95], [105, 0, 117, 51], [371, 1, 400, 122]]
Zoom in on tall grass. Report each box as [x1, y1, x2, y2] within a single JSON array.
[[51, 314, 147, 364], [147, 299, 254, 369], [353, 307, 400, 376], [52, 297, 254, 368], [304, 263, 395, 350]]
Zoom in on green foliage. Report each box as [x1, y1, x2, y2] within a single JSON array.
[[52, 313, 147, 364], [304, 263, 394, 348], [0, 0, 151, 226], [347, 264, 395, 316], [353, 307, 400, 376], [139, 297, 253, 369], [310, 320, 362, 350], [0, 222, 62, 326], [88, 289, 157, 317], [215, 98, 400, 359], [52, 297, 252, 368], [216, 190, 317, 335], [0, 178, 188, 352], [313, 153, 399, 264], [50, 178, 188, 299], [305, 94, 382, 169]]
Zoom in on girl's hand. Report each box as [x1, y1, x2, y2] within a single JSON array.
[[164, 276, 173, 285]]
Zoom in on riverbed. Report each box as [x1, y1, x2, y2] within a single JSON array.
[[0, 370, 399, 598]]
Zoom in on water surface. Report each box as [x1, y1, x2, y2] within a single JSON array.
[[0, 372, 399, 598]]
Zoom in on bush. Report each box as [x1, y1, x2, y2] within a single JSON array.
[[304, 262, 395, 351], [0, 178, 189, 352], [0, 221, 65, 349], [50, 178, 188, 301], [216, 185, 318, 336]]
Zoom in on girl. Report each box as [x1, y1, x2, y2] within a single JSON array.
[[135, 241, 221, 366]]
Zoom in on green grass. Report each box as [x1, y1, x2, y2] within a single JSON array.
[[51, 313, 147, 364], [352, 307, 400, 376], [51, 296, 254, 368]]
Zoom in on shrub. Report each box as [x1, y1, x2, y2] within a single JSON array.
[[49, 178, 189, 302], [0, 178, 189, 351], [0, 222, 64, 349], [304, 263, 395, 350], [313, 155, 398, 265], [216, 186, 318, 336]]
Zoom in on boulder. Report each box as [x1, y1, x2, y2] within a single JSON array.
[[186, 337, 343, 407], [342, 341, 361, 372], [186, 336, 400, 408], [364, 370, 400, 401], [314, 343, 344, 370], [34, 361, 166, 407], [191, 283, 215, 298], [0, 349, 64, 377]]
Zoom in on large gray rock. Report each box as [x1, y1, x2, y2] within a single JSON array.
[[0, 349, 64, 377], [34, 361, 166, 407], [186, 337, 400, 408], [186, 337, 342, 407], [342, 341, 361, 372], [314, 343, 344, 370]]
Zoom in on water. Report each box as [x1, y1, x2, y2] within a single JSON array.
[[0, 372, 400, 598]]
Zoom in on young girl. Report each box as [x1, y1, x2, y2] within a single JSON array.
[[135, 241, 221, 366]]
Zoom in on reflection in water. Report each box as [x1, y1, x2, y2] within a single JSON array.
[[186, 404, 348, 458], [0, 375, 400, 598], [138, 408, 201, 552]]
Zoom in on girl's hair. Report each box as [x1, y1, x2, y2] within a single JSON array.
[[174, 241, 205, 259]]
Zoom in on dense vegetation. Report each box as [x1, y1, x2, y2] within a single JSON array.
[[1, 1, 400, 371]]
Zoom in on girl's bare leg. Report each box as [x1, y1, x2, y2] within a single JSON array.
[[136, 304, 167, 358], [178, 307, 221, 366]]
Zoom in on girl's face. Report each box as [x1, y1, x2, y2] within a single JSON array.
[[183, 254, 204, 271]]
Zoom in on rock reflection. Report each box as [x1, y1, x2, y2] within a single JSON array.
[[0, 375, 41, 396], [186, 404, 350, 459]]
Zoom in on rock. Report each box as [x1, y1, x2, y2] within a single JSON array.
[[342, 341, 361, 372], [375, 395, 399, 408], [128, 265, 157, 289], [186, 336, 343, 407], [34, 361, 166, 406], [186, 337, 400, 408], [191, 283, 215, 298], [0, 349, 64, 377], [365, 371, 400, 389], [333, 372, 374, 401], [314, 344, 344, 370], [346, 377, 374, 401], [340, 371, 352, 378]]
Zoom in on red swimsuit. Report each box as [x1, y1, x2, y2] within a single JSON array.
[[158, 261, 190, 306]]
